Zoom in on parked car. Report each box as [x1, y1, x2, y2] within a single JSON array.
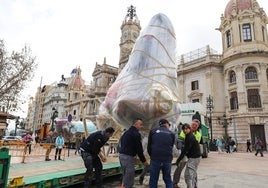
[[1, 136, 22, 144]]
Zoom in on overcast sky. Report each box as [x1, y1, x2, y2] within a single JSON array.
[[0, 0, 267, 117]]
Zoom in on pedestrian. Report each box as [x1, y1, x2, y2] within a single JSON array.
[[21, 132, 33, 154], [173, 124, 187, 188], [74, 135, 82, 155], [254, 138, 264, 157], [147, 119, 175, 188], [35, 134, 40, 144], [175, 123, 201, 188], [55, 132, 65, 160], [80, 126, 115, 188], [21, 132, 34, 163], [216, 136, 223, 153], [246, 139, 252, 152], [227, 137, 235, 153], [45, 131, 54, 161], [118, 118, 149, 188], [173, 119, 201, 188]]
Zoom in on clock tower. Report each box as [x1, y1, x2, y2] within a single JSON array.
[[119, 5, 141, 73]]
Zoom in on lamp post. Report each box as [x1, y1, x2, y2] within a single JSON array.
[[206, 95, 213, 150], [217, 114, 232, 140], [222, 114, 228, 139], [15, 116, 20, 136], [50, 107, 58, 132], [218, 114, 230, 140], [68, 124, 74, 157], [67, 114, 73, 157]]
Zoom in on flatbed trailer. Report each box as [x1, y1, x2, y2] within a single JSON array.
[[8, 157, 131, 188], [1, 145, 143, 188]]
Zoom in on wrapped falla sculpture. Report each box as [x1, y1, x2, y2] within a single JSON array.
[[101, 13, 181, 132]]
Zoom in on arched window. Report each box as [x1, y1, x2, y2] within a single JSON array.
[[247, 89, 261, 108], [245, 66, 258, 80], [229, 70, 236, 83], [230, 91, 238, 110]]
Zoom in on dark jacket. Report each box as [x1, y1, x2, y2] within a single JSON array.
[[177, 132, 201, 162], [46, 135, 53, 143], [147, 125, 175, 162], [80, 131, 109, 156], [118, 126, 146, 163]]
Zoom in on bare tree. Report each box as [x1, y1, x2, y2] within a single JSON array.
[[0, 40, 37, 113]]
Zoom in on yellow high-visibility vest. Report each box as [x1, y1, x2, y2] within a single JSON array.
[[179, 131, 201, 143]]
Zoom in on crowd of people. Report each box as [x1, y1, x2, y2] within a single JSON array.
[[78, 115, 267, 188], [16, 130, 85, 162], [78, 117, 203, 188], [215, 136, 237, 154], [13, 114, 265, 188]]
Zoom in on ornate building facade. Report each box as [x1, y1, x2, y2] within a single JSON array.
[[178, 0, 268, 150]]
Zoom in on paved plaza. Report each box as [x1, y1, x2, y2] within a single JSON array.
[[9, 149, 268, 188], [102, 151, 268, 188]]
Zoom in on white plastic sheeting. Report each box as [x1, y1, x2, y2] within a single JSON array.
[[101, 13, 181, 131]]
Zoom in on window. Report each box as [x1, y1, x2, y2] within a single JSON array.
[[262, 26, 266, 42], [229, 70, 236, 83], [191, 81, 199, 90], [230, 91, 238, 110], [247, 89, 261, 108], [266, 68, 268, 80], [226, 30, 231, 47], [242, 24, 252, 41], [74, 93, 78, 99], [192, 99, 199, 103], [245, 66, 258, 80]]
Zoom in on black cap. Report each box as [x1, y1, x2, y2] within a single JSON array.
[[159, 119, 169, 126]]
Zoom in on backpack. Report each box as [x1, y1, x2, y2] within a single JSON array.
[[175, 136, 185, 150], [258, 140, 264, 147]]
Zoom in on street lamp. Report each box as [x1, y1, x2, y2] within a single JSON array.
[[206, 95, 213, 150], [68, 124, 74, 157], [15, 116, 20, 136], [217, 114, 230, 140], [50, 107, 58, 132]]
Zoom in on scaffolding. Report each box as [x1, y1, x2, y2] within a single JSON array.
[[179, 45, 220, 64]]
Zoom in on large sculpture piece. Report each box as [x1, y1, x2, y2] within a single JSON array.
[[102, 13, 180, 131]]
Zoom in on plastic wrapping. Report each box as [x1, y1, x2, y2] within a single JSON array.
[[101, 13, 181, 131]]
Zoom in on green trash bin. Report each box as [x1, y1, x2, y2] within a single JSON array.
[[0, 147, 11, 188]]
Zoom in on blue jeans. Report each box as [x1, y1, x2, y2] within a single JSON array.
[[149, 159, 173, 188]]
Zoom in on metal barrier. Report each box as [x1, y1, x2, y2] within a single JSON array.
[[0, 142, 67, 163], [105, 138, 119, 156]]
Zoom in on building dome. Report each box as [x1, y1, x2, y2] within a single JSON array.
[[69, 67, 85, 90], [71, 68, 77, 74], [224, 0, 257, 18]]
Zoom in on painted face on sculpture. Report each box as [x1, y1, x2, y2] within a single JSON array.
[[102, 13, 181, 132]]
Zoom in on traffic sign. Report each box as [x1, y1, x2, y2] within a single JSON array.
[[68, 114, 72, 122]]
